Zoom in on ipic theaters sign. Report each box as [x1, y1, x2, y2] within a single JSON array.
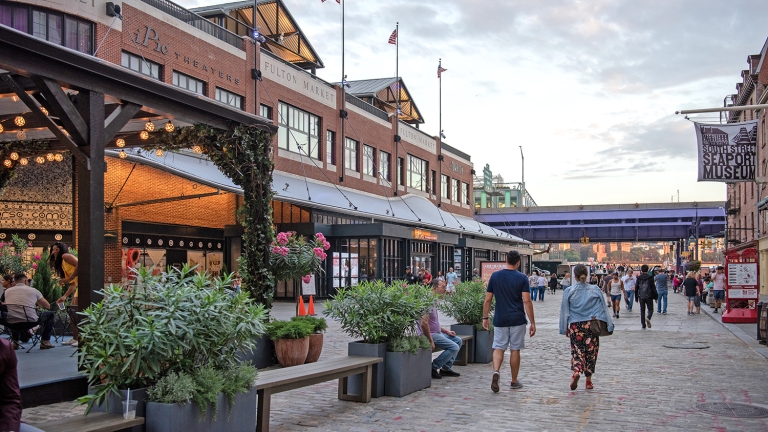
[[260, 54, 336, 108], [695, 120, 757, 182]]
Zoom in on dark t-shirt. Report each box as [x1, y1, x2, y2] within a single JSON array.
[[486, 269, 529, 327], [683, 278, 699, 297]]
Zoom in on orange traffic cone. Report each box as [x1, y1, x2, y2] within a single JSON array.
[[308, 295, 316, 315], [298, 296, 307, 316]]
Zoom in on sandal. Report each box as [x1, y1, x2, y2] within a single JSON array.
[[570, 372, 580, 390], [585, 380, 593, 390]]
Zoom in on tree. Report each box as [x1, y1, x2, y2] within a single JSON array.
[[688, 260, 701, 273], [629, 247, 644, 262], [564, 249, 580, 262], [579, 246, 591, 261]]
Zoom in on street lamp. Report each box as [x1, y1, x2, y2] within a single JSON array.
[[519, 146, 525, 207]]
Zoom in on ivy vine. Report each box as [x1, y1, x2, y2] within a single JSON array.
[[148, 124, 277, 307], [0, 139, 52, 195]]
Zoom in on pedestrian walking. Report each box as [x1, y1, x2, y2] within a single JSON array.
[[537, 272, 547, 301], [608, 272, 625, 319], [483, 251, 535, 392], [672, 274, 681, 294], [654, 270, 669, 315], [562, 274, 572, 291], [529, 271, 540, 301], [559, 264, 613, 390], [549, 273, 558, 295], [694, 273, 703, 314], [622, 271, 636, 311], [635, 265, 657, 329], [712, 266, 726, 313], [445, 267, 458, 294], [601, 276, 612, 308], [683, 272, 699, 315]]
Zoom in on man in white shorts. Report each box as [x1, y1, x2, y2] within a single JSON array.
[[445, 267, 458, 293], [483, 251, 536, 392]]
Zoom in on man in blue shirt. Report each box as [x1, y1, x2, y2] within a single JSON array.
[[654, 270, 669, 315], [445, 267, 458, 293], [483, 251, 535, 392]]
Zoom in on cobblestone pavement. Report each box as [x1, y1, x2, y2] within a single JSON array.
[[23, 291, 768, 431]]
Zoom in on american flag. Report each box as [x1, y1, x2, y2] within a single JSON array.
[[437, 65, 447, 78], [388, 29, 397, 44]]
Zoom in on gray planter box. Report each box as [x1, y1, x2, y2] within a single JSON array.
[[237, 334, 276, 369], [347, 341, 387, 398], [451, 324, 476, 363], [146, 387, 257, 432], [92, 387, 148, 432], [384, 348, 431, 397], [474, 329, 494, 364]]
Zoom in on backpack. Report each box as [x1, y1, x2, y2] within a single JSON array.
[[637, 277, 651, 299]]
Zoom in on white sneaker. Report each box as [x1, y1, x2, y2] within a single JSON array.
[[61, 339, 75, 346], [70, 340, 78, 347]]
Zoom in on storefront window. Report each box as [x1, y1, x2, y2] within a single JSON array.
[[439, 244, 454, 276], [277, 102, 319, 159], [332, 238, 378, 288], [382, 238, 403, 283], [411, 241, 434, 274], [452, 179, 459, 202]]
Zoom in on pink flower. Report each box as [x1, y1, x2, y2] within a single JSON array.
[[276, 232, 289, 245], [271, 246, 290, 257], [302, 275, 311, 284], [32, 263, 38, 269], [313, 247, 326, 260], [34, 254, 41, 261], [322, 240, 331, 251], [315, 232, 326, 242]]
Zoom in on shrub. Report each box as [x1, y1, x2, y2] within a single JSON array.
[[439, 280, 494, 325], [147, 372, 196, 405], [388, 335, 431, 354], [290, 315, 327, 333], [324, 280, 434, 344], [265, 319, 314, 340], [32, 251, 61, 305]]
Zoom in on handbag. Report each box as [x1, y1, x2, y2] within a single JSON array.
[[589, 316, 613, 337]]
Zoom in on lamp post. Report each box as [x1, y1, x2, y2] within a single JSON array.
[[519, 146, 525, 207]]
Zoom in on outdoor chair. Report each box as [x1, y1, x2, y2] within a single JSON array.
[[1, 304, 44, 353]]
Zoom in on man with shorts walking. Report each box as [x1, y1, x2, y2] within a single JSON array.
[[483, 251, 536, 392], [712, 266, 726, 313]]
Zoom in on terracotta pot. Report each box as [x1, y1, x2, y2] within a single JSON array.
[[274, 337, 309, 367], [305, 333, 324, 363]]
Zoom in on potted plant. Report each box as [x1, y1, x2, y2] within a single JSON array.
[[384, 335, 433, 397], [76, 264, 267, 430], [145, 364, 258, 432], [270, 231, 329, 283], [265, 319, 314, 367], [439, 280, 495, 363], [291, 316, 327, 363], [325, 280, 434, 397]]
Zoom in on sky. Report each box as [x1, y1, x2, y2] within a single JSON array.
[[176, 0, 768, 206]]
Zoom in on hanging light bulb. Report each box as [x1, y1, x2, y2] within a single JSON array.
[[118, 150, 127, 159], [116, 138, 126, 148], [54, 153, 64, 162], [145, 121, 155, 132], [3, 160, 11, 168], [40, 107, 48, 116], [155, 149, 164, 157], [19, 158, 28, 166], [192, 145, 202, 154], [16, 130, 25, 140], [139, 131, 149, 140], [10, 152, 19, 161], [164, 121, 175, 132], [13, 116, 24, 127], [45, 153, 54, 162], [35, 156, 45, 164], [0, 124, 4, 133], [11, 95, 17, 102]]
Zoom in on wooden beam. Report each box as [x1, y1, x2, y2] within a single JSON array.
[[32, 76, 90, 145], [103, 102, 141, 145]]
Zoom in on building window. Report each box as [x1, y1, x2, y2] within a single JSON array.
[[382, 238, 403, 284], [397, 157, 404, 186], [441, 174, 449, 199], [0, 4, 93, 54], [439, 244, 454, 276], [332, 238, 379, 288], [407, 155, 428, 192], [216, 87, 243, 109], [260, 104, 272, 120], [452, 178, 459, 202], [344, 138, 358, 171], [362, 145, 376, 176], [379, 151, 391, 182], [172, 71, 205, 95], [276, 102, 320, 159], [326, 130, 336, 165], [431, 170, 436, 195], [462, 182, 470, 204], [121, 51, 161, 80]]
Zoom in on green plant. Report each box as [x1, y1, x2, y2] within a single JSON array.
[[388, 335, 430, 354], [0, 234, 33, 275], [291, 315, 327, 333], [192, 367, 224, 421], [324, 280, 434, 344], [147, 372, 196, 405], [221, 363, 258, 418], [32, 251, 61, 304], [270, 231, 329, 282], [439, 281, 494, 325], [688, 260, 702, 273], [265, 319, 314, 340], [76, 264, 267, 414]]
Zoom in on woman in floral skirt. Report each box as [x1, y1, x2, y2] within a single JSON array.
[[559, 264, 614, 390]]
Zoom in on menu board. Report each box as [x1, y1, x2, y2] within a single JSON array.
[[480, 261, 507, 286], [727, 263, 757, 287]]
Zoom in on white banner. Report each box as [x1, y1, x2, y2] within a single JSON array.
[[696, 120, 757, 182]]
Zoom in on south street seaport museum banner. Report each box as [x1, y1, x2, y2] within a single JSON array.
[[695, 120, 757, 182]]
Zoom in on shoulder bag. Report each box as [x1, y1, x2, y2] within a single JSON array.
[[589, 316, 613, 337]]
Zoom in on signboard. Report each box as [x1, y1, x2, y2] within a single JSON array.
[[728, 288, 758, 299], [480, 261, 507, 286], [483, 164, 493, 192], [413, 229, 438, 241], [397, 123, 437, 153], [261, 54, 337, 108], [727, 263, 757, 286], [695, 120, 757, 182], [301, 274, 316, 295]]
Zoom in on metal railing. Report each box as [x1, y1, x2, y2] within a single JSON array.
[[345, 94, 390, 122], [139, 0, 243, 50]]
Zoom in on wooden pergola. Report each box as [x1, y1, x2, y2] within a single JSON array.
[[0, 25, 275, 311]]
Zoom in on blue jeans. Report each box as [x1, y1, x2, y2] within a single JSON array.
[[530, 287, 538, 301], [657, 291, 668, 313], [538, 287, 545, 301], [625, 290, 635, 310], [432, 333, 463, 370]]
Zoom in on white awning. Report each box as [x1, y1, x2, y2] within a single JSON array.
[[107, 149, 529, 245]]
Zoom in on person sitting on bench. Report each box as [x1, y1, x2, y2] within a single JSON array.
[[4, 273, 55, 350], [421, 280, 462, 380]]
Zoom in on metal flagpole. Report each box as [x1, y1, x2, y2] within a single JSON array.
[[340, 0, 345, 182], [395, 22, 399, 115], [438, 58, 442, 205]]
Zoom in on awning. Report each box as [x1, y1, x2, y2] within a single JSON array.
[[107, 149, 528, 245]]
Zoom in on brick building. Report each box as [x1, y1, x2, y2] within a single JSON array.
[[0, 0, 529, 299]]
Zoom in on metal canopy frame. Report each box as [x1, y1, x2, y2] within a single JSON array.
[[0, 25, 274, 312]]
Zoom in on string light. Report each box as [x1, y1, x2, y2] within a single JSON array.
[[116, 138, 126, 148], [192, 145, 202, 154], [45, 153, 54, 162], [0, 124, 3, 133], [16, 130, 25, 140], [155, 149, 164, 157], [35, 156, 45, 164], [165, 121, 175, 132], [10, 152, 18, 161], [140, 131, 149, 140], [19, 158, 28, 166], [14, 116, 24, 127], [118, 150, 127, 159], [3, 160, 11, 168], [145, 121, 155, 132], [40, 107, 48, 116], [11, 95, 17, 102], [54, 153, 64, 162]]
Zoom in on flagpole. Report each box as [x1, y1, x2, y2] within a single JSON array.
[[395, 22, 399, 116], [438, 58, 442, 206], [340, 0, 346, 182]]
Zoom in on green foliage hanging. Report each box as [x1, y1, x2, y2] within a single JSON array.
[[0, 139, 51, 195], [149, 124, 276, 307]]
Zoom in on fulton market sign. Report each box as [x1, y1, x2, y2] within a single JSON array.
[[260, 54, 337, 108]]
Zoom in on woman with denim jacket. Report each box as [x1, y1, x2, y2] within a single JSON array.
[[559, 264, 614, 391]]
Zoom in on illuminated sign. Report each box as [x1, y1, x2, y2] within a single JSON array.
[[413, 229, 438, 241]]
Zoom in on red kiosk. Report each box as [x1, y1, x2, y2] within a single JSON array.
[[722, 248, 759, 323]]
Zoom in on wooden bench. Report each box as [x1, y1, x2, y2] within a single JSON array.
[[28, 412, 144, 432], [432, 334, 473, 366], [255, 356, 383, 432]]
